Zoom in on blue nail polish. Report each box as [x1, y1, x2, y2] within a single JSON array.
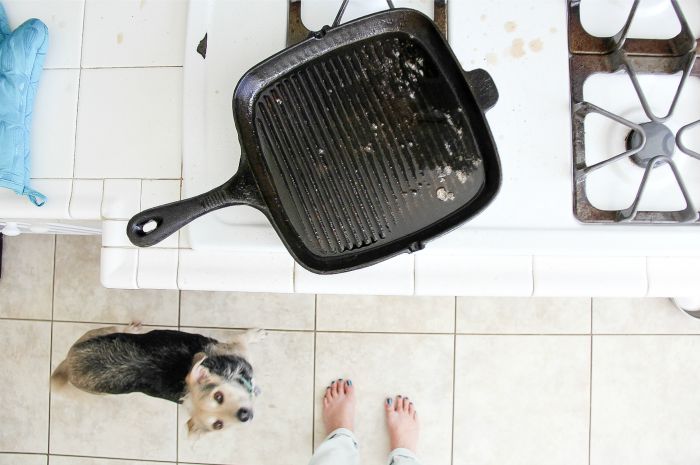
[[386, 398, 392, 405], [346, 379, 352, 386]]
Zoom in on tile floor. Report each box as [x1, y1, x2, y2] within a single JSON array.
[[2, 234, 700, 465]]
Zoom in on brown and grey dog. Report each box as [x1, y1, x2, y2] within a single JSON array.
[[51, 323, 266, 435]]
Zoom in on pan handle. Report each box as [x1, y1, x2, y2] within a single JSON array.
[[463, 68, 499, 111], [126, 165, 263, 247]]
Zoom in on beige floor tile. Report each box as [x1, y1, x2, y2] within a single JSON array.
[[593, 298, 700, 334], [457, 297, 591, 334], [0, 235, 54, 319], [49, 322, 177, 461], [0, 320, 51, 453], [53, 236, 178, 325], [591, 336, 700, 465], [50, 457, 173, 465], [180, 291, 315, 330], [177, 328, 314, 465], [316, 295, 455, 333], [314, 333, 453, 465], [453, 336, 590, 465], [0, 454, 46, 465]]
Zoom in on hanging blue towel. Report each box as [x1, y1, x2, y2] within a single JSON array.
[[0, 3, 48, 206]]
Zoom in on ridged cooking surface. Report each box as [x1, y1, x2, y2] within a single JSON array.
[[255, 33, 485, 256]]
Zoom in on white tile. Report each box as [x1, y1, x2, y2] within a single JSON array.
[[457, 297, 591, 334], [101, 220, 130, 247], [647, 256, 700, 297], [102, 179, 142, 219], [415, 254, 533, 296], [100, 247, 138, 289], [591, 336, 700, 465], [314, 333, 454, 465], [137, 248, 179, 290], [294, 254, 414, 295], [593, 298, 700, 334], [177, 328, 314, 465], [50, 323, 177, 461], [74, 68, 182, 179], [533, 256, 648, 296], [316, 295, 455, 333], [31, 69, 79, 178], [4, 0, 84, 68], [141, 180, 181, 248], [82, 0, 187, 67], [453, 336, 590, 465], [180, 291, 315, 330], [54, 235, 179, 325], [0, 179, 72, 218], [69, 179, 103, 219], [0, 320, 51, 453], [0, 454, 46, 465], [141, 179, 181, 209], [0, 234, 55, 320], [50, 456, 171, 465], [178, 249, 294, 292]]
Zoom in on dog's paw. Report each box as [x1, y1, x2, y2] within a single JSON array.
[[245, 328, 268, 343], [124, 321, 143, 334]]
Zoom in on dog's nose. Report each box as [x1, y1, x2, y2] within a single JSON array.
[[237, 408, 253, 422]]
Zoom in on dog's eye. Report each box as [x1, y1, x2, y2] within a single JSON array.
[[212, 420, 223, 430], [214, 391, 224, 404]]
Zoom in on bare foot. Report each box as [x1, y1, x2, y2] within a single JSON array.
[[385, 395, 419, 452], [322, 378, 355, 434]]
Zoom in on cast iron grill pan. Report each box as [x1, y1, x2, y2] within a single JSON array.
[[127, 9, 501, 274]]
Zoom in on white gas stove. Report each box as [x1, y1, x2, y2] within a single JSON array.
[[182, 0, 700, 249]]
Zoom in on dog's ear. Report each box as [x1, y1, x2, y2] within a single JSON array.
[[186, 352, 210, 385]]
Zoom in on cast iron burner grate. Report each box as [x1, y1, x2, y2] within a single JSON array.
[[568, 0, 700, 224]]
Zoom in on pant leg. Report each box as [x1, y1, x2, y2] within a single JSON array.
[[309, 428, 360, 465], [387, 448, 423, 465]]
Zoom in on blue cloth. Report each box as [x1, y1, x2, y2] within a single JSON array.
[[0, 3, 48, 206]]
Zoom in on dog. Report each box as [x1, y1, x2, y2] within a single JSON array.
[[51, 322, 265, 435]]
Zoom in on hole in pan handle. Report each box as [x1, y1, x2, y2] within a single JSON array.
[[463, 68, 498, 111], [126, 162, 263, 248]]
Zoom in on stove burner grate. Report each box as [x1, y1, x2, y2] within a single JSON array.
[[569, 0, 700, 224]]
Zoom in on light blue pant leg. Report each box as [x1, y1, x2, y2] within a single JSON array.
[[309, 428, 360, 465], [309, 429, 423, 465], [388, 448, 423, 465]]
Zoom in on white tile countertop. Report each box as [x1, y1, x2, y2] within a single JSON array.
[[1, 0, 700, 296]]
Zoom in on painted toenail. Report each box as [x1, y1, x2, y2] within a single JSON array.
[[338, 378, 342, 382], [386, 398, 392, 405], [331, 380, 336, 384], [346, 380, 352, 386]]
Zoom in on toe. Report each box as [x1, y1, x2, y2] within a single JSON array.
[[344, 379, 354, 396], [385, 397, 393, 411], [324, 386, 332, 401], [337, 379, 346, 395], [403, 397, 410, 412], [395, 395, 403, 411], [408, 402, 415, 415]]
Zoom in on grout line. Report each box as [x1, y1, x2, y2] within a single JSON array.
[[176, 290, 182, 461], [45, 453, 175, 463], [47, 234, 57, 455], [450, 296, 457, 465], [588, 307, 594, 465], [3, 315, 700, 336], [311, 294, 318, 454]]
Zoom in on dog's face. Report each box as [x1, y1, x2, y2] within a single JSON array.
[[184, 353, 257, 435]]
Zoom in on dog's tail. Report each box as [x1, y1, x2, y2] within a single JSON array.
[[51, 359, 70, 389]]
